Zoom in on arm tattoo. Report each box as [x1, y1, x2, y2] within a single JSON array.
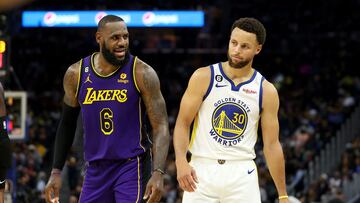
[[141, 64, 169, 171], [142, 67, 168, 126], [63, 62, 80, 107]]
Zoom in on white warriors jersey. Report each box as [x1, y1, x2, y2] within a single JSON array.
[[189, 62, 265, 160]]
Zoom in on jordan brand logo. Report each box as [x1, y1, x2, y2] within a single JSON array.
[[84, 74, 93, 84]]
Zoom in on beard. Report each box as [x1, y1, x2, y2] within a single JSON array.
[[227, 52, 251, 69], [101, 42, 130, 67]]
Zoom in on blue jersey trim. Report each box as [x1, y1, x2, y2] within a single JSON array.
[[259, 76, 265, 114], [203, 65, 214, 100], [218, 62, 257, 91]]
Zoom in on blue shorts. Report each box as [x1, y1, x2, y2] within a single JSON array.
[[79, 151, 151, 203]]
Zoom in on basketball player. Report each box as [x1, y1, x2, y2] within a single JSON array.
[[45, 15, 170, 203], [174, 18, 289, 203], [0, 82, 11, 203]]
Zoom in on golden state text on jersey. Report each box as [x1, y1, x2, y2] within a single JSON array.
[[209, 98, 251, 146]]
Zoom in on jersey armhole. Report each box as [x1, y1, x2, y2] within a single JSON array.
[[74, 59, 83, 99], [132, 56, 141, 93], [202, 65, 214, 100], [259, 76, 265, 114]]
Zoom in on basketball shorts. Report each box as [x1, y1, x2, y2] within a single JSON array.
[[182, 156, 261, 203], [79, 150, 151, 203]]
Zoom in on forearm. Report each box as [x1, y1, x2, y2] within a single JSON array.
[[152, 125, 170, 171], [0, 191, 3, 203], [173, 123, 191, 162], [264, 141, 287, 196], [52, 103, 80, 170]]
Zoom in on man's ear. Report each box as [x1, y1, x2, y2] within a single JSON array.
[[255, 44, 262, 55], [95, 31, 101, 44]]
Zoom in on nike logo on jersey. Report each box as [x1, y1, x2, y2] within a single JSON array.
[[215, 84, 227, 88], [247, 169, 255, 174], [0, 180, 5, 184]]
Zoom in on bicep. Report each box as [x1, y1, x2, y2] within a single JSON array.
[[261, 82, 280, 145], [63, 63, 80, 107], [139, 66, 168, 127], [177, 86, 203, 126], [176, 69, 209, 125]]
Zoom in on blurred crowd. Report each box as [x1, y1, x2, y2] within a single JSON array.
[[1, 0, 360, 202], [303, 137, 360, 203]]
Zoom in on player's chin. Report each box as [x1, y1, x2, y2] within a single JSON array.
[[113, 50, 126, 59], [115, 56, 125, 61]]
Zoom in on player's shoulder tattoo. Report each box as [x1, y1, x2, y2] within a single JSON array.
[[136, 58, 160, 93], [63, 60, 82, 101]]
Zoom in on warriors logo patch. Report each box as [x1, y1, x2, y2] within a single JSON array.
[[210, 102, 248, 144]]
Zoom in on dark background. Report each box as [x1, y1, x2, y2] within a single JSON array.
[[0, 0, 359, 202]]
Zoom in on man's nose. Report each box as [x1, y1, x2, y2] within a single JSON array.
[[117, 38, 126, 46]]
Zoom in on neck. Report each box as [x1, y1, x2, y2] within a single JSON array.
[[96, 53, 119, 72], [92, 53, 124, 76], [223, 61, 253, 79]]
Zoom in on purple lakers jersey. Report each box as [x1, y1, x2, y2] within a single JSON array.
[[76, 53, 149, 162]]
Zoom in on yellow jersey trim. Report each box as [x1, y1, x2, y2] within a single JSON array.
[[135, 156, 141, 203], [132, 57, 141, 93], [138, 99, 146, 151], [189, 114, 199, 149], [90, 52, 122, 78], [74, 59, 83, 98]]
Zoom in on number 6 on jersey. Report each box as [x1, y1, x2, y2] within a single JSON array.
[[100, 108, 114, 135]]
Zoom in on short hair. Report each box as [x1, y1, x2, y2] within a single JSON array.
[[97, 15, 124, 31], [231, 17, 266, 45]]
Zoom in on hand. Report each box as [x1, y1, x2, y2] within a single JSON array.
[[44, 169, 62, 203], [176, 159, 198, 192], [143, 172, 164, 203]]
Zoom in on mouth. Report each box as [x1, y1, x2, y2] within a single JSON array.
[[231, 55, 242, 62], [114, 48, 126, 58]]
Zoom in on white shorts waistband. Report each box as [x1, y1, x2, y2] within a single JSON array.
[[190, 156, 253, 165]]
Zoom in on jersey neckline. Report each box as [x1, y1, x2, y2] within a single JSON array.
[[218, 62, 258, 91], [90, 52, 132, 78]]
